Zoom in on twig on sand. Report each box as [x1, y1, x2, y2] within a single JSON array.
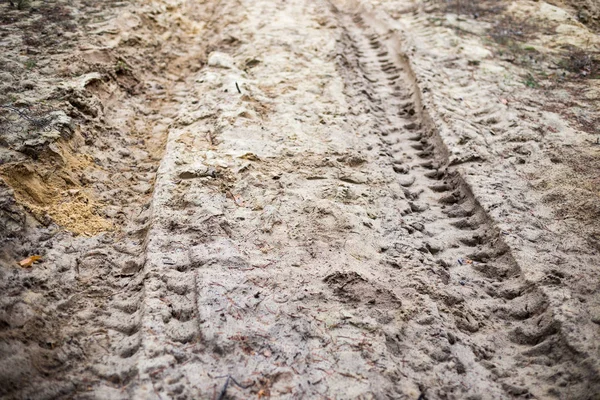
[[206, 131, 215, 146], [215, 374, 253, 400]]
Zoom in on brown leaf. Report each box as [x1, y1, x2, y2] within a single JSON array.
[[257, 389, 270, 399], [18, 255, 42, 268], [239, 152, 260, 161]]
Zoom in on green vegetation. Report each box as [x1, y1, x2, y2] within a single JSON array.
[[24, 59, 36, 70], [524, 73, 538, 88]]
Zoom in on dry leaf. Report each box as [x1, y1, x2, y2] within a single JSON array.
[[239, 152, 260, 161], [257, 389, 270, 399], [19, 255, 42, 268]]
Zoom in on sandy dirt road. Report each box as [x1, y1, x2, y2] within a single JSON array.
[[0, 0, 599, 399]]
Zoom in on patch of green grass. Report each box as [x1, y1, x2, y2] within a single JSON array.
[[24, 59, 36, 70], [115, 60, 129, 74]]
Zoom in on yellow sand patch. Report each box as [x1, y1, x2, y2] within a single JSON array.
[[0, 141, 112, 236]]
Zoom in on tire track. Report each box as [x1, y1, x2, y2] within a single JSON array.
[[39, 1, 240, 398], [330, 4, 594, 398], [91, 1, 244, 398]]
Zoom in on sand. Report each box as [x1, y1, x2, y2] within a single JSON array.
[[0, 0, 598, 398]]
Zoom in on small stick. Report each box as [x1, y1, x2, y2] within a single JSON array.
[[217, 375, 231, 400], [206, 131, 214, 146], [216, 374, 252, 400], [235, 82, 242, 94]]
